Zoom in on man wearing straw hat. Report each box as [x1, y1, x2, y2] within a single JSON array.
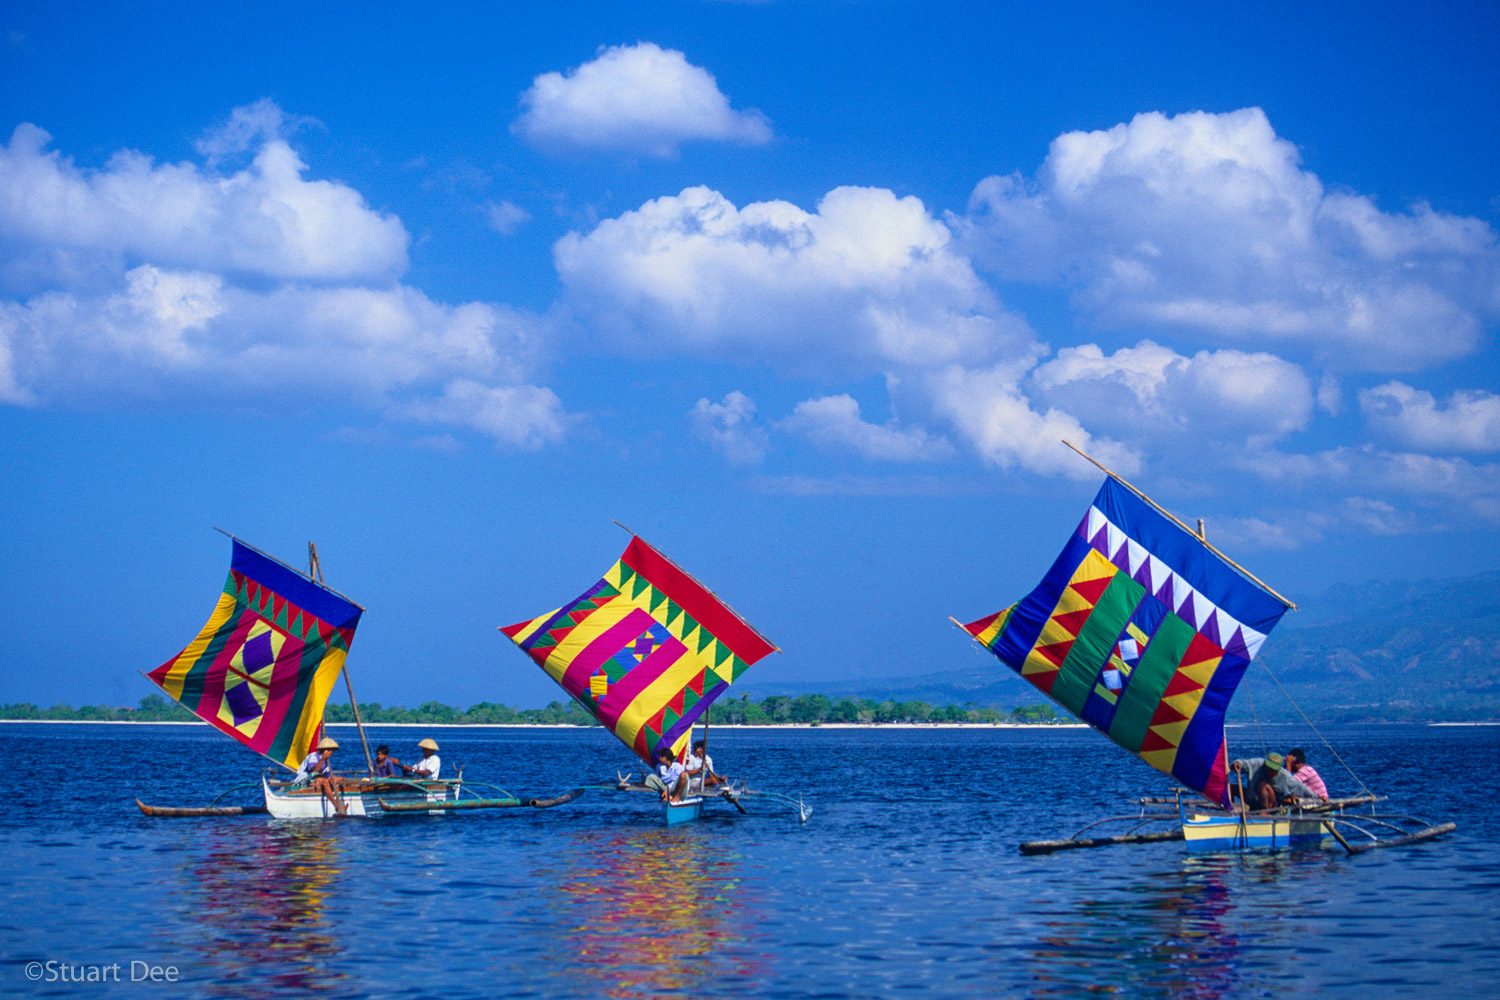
[[395, 738, 442, 780], [294, 736, 349, 815]]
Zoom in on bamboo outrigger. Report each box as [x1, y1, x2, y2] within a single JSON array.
[[602, 770, 811, 826], [1020, 791, 1455, 855]]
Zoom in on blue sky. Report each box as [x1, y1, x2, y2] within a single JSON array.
[[2, 1, 1498, 709]]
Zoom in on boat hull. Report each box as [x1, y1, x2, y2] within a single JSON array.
[[662, 796, 704, 826], [1182, 811, 1328, 851], [262, 776, 462, 819]]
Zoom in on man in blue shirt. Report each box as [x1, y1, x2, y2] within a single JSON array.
[[372, 744, 400, 779]]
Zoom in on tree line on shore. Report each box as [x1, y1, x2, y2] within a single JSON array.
[[0, 693, 1061, 725]]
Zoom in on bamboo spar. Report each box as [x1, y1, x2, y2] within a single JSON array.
[[211, 527, 364, 610], [310, 542, 376, 777], [1060, 440, 1298, 610], [1019, 829, 1184, 854]]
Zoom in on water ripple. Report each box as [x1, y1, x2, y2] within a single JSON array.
[[0, 722, 1495, 998]]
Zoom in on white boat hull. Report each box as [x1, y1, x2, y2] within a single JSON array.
[[262, 776, 462, 819]]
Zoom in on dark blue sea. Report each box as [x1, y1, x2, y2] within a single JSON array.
[[1, 722, 1496, 999]]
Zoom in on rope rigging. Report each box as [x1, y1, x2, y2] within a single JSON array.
[[1259, 659, 1374, 798]]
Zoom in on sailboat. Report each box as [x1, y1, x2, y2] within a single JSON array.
[[500, 531, 810, 825], [956, 445, 1454, 854], [136, 534, 572, 819]]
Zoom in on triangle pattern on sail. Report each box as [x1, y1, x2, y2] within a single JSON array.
[[501, 536, 776, 764], [1019, 547, 1117, 694], [955, 476, 1290, 807]]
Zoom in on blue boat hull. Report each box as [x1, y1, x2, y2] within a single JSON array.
[[662, 797, 704, 826]]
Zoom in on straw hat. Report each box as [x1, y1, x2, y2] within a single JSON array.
[[417, 738, 439, 751], [317, 737, 340, 751]]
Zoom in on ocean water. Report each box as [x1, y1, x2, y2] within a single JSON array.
[[0, 721, 1496, 999]]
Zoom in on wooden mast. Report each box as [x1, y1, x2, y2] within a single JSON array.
[[310, 542, 376, 777]]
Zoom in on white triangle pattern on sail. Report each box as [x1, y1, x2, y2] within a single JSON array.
[[1083, 506, 1269, 660]]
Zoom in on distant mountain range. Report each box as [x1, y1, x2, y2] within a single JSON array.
[[739, 571, 1500, 722], [1239, 570, 1500, 722]]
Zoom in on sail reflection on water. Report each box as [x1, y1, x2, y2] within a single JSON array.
[[1024, 854, 1329, 1000], [179, 824, 346, 995], [535, 828, 759, 997]]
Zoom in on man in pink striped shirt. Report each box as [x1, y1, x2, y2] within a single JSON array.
[[1286, 748, 1328, 800]]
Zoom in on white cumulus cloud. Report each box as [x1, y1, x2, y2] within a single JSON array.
[[557, 184, 1173, 478], [1241, 445, 1500, 523], [779, 394, 953, 462], [689, 390, 769, 464], [923, 364, 1139, 479], [195, 97, 318, 163], [484, 200, 531, 235], [556, 185, 1036, 374], [1031, 340, 1315, 444], [0, 268, 545, 406], [0, 121, 408, 288], [1360, 381, 1500, 453], [1200, 497, 1418, 551], [960, 108, 1500, 371], [0, 104, 577, 449], [514, 42, 772, 157], [403, 380, 573, 451]]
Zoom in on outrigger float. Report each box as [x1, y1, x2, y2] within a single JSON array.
[[134, 533, 582, 820], [1019, 791, 1455, 855], [500, 528, 812, 826], [957, 443, 1456, 857]]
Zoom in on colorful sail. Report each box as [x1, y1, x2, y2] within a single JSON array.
[[960, 477, 1289, 806], [501, 536, 775, 763], [149, 539, 363, 770]]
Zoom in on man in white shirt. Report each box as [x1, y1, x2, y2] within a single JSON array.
[[397, 738, 441, 780], [684, 738, 722, 793]]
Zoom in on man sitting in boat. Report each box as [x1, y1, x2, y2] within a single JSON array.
[[295, 736, 348, 815], [1231, 752, 1315, 810], [1285, 748, 1329, 800], [684, 739, 724, 793], [645, 744, 689, 803], [395, 738, 441, 780]]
